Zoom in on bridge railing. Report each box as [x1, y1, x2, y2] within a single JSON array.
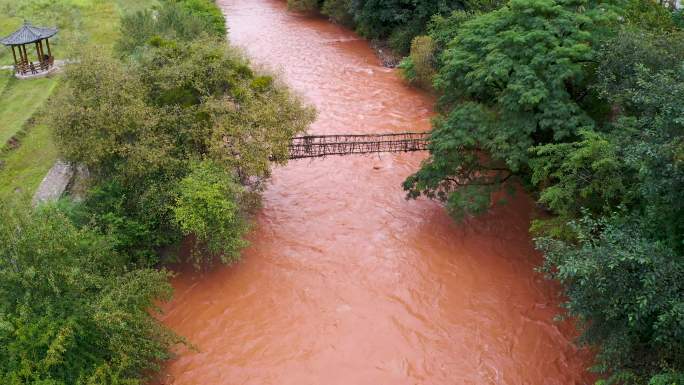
[[288, 132, 430, 159]]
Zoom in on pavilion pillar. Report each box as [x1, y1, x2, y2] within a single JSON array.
[[17, 45, 23, 62], [35, 42, 44, 69], [21, 44, 28, 63], [45, 38, 51, 57], [17, 45, 26, 74], [10, 45, 18, 67], [38, 40, 45, 60]]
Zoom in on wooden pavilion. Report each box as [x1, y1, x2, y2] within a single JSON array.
[[1, 21, 58, 77]]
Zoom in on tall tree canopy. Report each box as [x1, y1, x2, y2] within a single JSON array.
[[404, 0, 603, 218], [51, 37, 314, 266]]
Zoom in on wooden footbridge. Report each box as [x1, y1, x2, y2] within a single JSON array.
[[285, 132, 429, 160]]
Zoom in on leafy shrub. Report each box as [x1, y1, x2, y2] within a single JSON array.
[[426, 10, 479, 62], [593, 29, 684, 109], [398, 57, 417, 83], [81, 181, 169, 267], [647, 373, 684, 385], [116, 0, 225, 56], [387, 20, 425, 54], [399, 35, 436, 89], [321, 0, 354, 26], [176, 0, 227, 36], [530, 129, 636, 219], [354, 0, 457, 39], [173, 160, 254, 268], [673, 9, 684, 29], [622, 0, 677, 32], [0, 201, 180, 385], [537, 216, 684, 384], [287, 0, 320, 12]]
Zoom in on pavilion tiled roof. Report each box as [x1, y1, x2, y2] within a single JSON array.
[[0, 22, 58, 46]]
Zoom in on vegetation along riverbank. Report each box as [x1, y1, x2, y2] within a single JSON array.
[[291, 0, 684, 383], [0, 0, 313, 383], [1, 0, 683, 383]]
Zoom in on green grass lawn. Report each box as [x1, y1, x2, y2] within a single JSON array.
[[0, 72, 10, 94], [0, 0, 157, 201], [0, 0, 158, 65], [0, 76, 58, 147], [0, 123, 58, 199]]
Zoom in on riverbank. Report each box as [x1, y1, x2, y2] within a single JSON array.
[[0, 0, 317, 382]]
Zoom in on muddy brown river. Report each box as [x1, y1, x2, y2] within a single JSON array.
[[158, 1, 594, 383]]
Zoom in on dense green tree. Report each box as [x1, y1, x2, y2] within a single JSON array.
[[529, 29, 684, 383], [353, 0, 467, 52], [50, 52, 180, 265], [532, 30, 684, 247], [321, 0, 356, 26], [397, 8, 501, 90], [404, 0, 604, 217], [173, 160, 255, 268], [51, 37, 314, 267], [285, 0, 500, 53], [530, 129, 636, 220], [537, 215, 684, 384], [621, 0, 678, 31], [287, 0, 323, 12], [426, 10, 480, 58], [401, 3, 684, 381], [0, 201, 180, 385]]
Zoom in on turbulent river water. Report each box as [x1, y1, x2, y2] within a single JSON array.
[[158, 1, 594, 383]]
